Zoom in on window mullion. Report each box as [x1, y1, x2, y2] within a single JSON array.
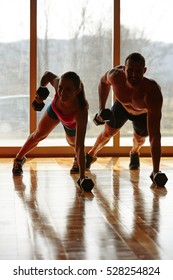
[[30, 0, 37, 133]]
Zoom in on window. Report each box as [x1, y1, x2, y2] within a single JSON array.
[[0, 0, 172, 156], [0, 0, 30, 146], [120, 0, 173, 147], [36, 0, 113, 147]]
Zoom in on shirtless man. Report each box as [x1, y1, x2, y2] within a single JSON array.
[[86, 53, 163, 179]]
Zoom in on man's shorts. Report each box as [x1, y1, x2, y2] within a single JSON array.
[[107, 100, 148, 137], [47, 104, 76, 137]]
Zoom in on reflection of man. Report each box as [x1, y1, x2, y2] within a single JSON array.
[[86, 53, 163, 179]]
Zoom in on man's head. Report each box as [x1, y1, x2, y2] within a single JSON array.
[[123, 53, 147, 87]]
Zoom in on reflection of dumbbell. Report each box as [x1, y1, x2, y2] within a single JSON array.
[[77, 176, 94, 192], [32, 86, 50, 111], [150, 171, 168, 187], [93, 108, 112, 126]]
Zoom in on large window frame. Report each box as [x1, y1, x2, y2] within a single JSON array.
[[0, 0, 172, 157]]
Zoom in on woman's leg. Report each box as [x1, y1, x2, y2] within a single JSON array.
[[16, 111, 60, 159], [65, 134, 75, 150], [65, 132, 79, 173]]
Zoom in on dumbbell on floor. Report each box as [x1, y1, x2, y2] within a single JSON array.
[[93, 108, 112, 126], [32, 86, 50, 111], [150, 171, 168, 187], [77, 176, 94, 192]]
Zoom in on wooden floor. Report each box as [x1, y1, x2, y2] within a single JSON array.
[[0, 156, 173, 260]]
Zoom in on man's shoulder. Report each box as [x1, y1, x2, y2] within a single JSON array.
[[108, 66, 124, 80], [112, 65, 124, 74], [144, 77, 161, 90], [114, 65, 123, 70], [144, 78, 162, 108]]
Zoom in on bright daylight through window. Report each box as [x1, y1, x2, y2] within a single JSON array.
[[120, 0, 173, 146], [0, 0, 30, 146], [0, 0, 172, 150], [36, 0, 113, 147]]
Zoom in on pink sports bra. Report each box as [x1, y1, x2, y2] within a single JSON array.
[[51, 94, 79, 129]]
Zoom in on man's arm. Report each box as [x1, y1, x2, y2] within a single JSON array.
[[98, 68, 120, 110], [98, 70, 113, 110], [145, 82, 163, 174]]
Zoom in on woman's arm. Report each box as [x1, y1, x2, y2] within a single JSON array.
[[40, 71, 59, 89], [75, 106, 88, 179]]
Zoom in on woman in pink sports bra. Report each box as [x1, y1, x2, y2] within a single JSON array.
[[12, 71, 90, 186]]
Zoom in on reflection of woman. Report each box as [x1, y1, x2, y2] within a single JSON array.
[[12, 71, 88, 181]]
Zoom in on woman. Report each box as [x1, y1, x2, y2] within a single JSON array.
[[12, 71, 88, 183]]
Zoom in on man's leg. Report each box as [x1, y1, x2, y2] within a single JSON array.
[[129, 131, 147, 169], [86, 100, 128, 169], [86, 124, 120, 169], [131, 131, 146, 154], [88, 124, 119, 157], [129, 113, 148, 169]]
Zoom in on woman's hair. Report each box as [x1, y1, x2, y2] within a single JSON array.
[[61, 71, 87, 109]]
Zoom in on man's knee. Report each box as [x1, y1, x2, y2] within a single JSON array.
[[102, 125, 119, 139], [133, 132, 146, 145]]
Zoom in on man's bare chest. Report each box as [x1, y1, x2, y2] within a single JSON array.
[[113, 86, 148, 114]]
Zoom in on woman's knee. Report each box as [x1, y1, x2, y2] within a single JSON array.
[[66, 135, 75, 147], [32, 130, 47, 142]]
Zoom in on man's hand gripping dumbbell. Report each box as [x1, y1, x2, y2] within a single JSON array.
[[150, 171, 168, 187], [93, 108, 113, 125], [32, 86, 50, 111]]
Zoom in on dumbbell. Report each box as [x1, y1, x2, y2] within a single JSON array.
[[93, 108, 112, 126], [77, 176, 94, 192], [150, 171, 168, 187], [32, 86, 50, 111]]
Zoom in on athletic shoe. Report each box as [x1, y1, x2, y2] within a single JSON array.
[[12, 157, 26, 175], [70, 157, 79, 174], [129, 152, 140, 169], [85, 153, 97, 170]]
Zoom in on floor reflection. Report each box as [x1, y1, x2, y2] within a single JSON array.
[[0, 157, 172, 260], [91, 166, 169, 259]]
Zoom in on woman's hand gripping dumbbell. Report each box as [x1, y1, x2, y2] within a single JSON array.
[[93, 108, 112, 125], [32, 86, 50, 111], [77, 176, 94, 192]]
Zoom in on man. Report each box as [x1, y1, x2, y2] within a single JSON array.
[[86, 53, 163, 179]]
